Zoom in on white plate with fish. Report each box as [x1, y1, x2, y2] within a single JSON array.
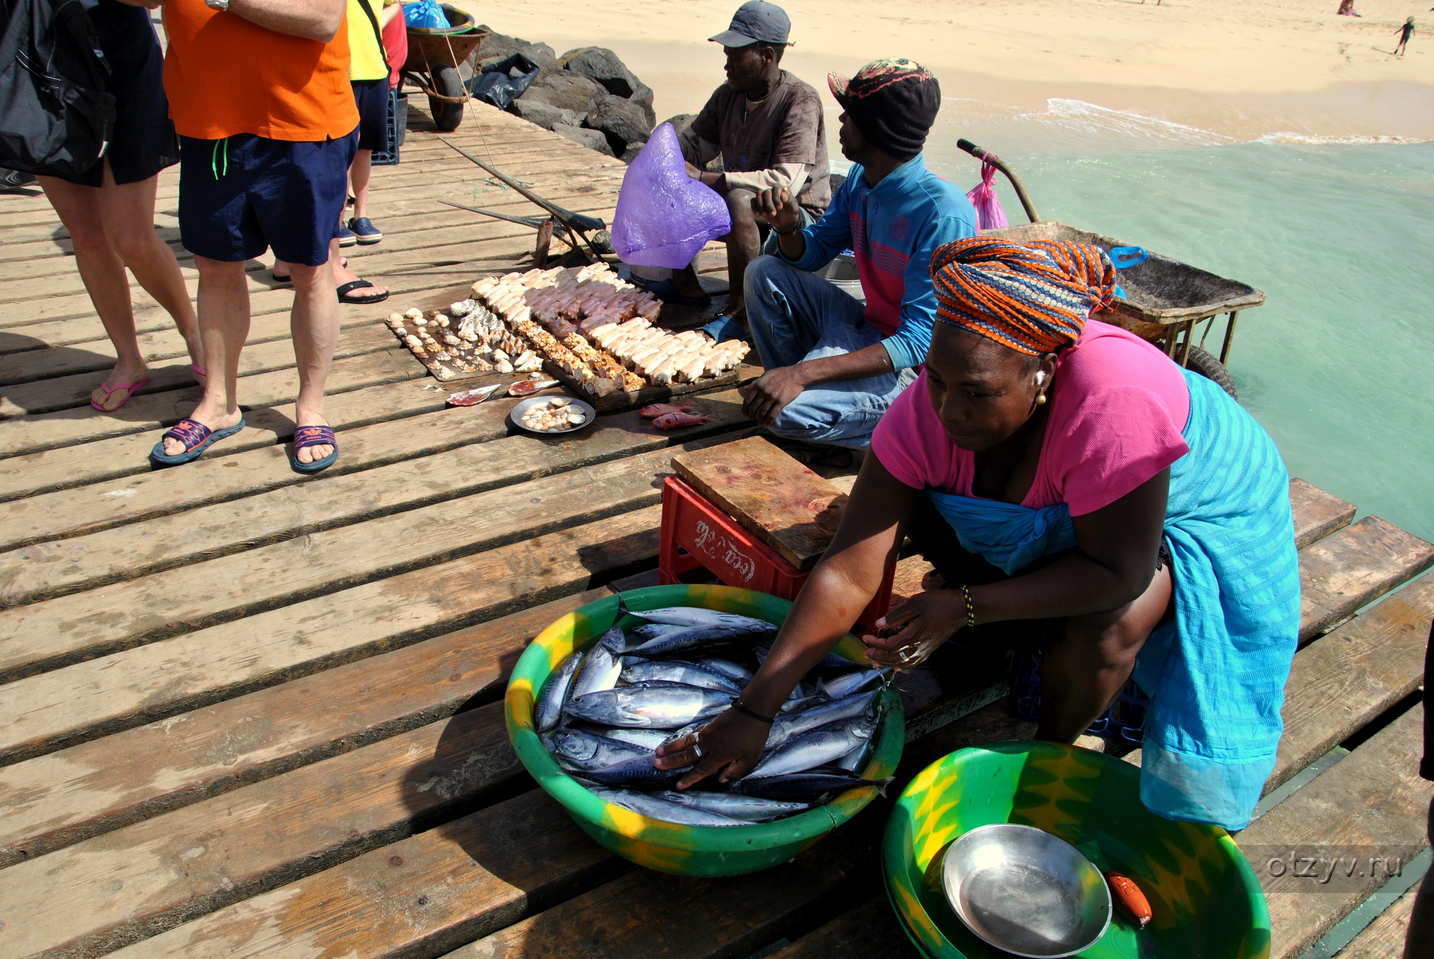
[[511, 395, 596, 434]]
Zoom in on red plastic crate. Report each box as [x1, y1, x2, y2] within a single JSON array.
[[658, 475, 894, 631]]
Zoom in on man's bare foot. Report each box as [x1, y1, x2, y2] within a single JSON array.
[[333, 259, 387, 303], [91, 358, 151, 412], [161, 403, 242, 457]]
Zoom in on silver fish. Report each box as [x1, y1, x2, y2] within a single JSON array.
[[568, 636, 622, 700], [767, 689, 882, 750], [732, 769, 889, 801], [746, 717, 877, 779], [564, 681, 735, 728], [592, 726, 672, 750], [588, 786, 747, 827], [536, 649, 585, 734], [621, 658, 743, 694], [624, 605, 777, 631], [628, 621, 777, 658], [577, 755, 690, 787], [818, 667, 891, 700], [547, 728, 650, 766], [652, 790, 811, 822], [694, 657, 754, 685], [831, 738, 875, 773]]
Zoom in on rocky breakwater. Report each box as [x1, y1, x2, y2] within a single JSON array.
[[470, 30, 691, 164]]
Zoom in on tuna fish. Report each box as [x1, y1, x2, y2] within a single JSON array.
[[620, 658, 743, 694], [564, 681, 735, 728], [536, 648, 584, 734], [745, 717, 877, 779], [589, 787, 747, 827], [652, 791, 811, 822]]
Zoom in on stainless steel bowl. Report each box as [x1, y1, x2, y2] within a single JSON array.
[[940, 823, 1112, 958], [509, 395, 596, 434]]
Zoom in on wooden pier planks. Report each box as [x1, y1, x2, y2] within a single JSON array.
[[1, 99, 1430, 959]]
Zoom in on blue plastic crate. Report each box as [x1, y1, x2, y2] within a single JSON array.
[[1010, 647, 1150, 743], [372, 89, 407, 166]]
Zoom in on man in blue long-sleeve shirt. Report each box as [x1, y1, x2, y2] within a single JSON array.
[[740, 59, 976, 449]]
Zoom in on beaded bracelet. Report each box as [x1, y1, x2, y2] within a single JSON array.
[[733, 700, 776, 724], [959, 584, 977, 628]]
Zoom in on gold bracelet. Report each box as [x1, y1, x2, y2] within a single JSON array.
[[959, 585, 976, 628]]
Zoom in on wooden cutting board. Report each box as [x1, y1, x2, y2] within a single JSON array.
[[672, 436, 848, 571]]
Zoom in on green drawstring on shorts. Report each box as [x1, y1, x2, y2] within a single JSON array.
[[211, 137, 229, 179]]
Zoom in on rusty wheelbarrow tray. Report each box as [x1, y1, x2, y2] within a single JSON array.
[[400, 6, 487, 132]]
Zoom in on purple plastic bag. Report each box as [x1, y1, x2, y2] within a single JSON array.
[[611, 123, 732, 269], [966, 156, 1009, 232]]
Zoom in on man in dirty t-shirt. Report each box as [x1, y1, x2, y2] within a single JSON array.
[[654, 1, 829, 336]]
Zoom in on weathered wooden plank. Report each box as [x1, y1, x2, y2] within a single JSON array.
[[445, 826, 875, 959], [0, 706, 524, 957], [99, 789, 614, 959], [0, 381, 753, 549], [1299, 517, 1434, 641], [763, 895, 922, 959], [0, 502, 663, 764], [0, 394, 747, 608], [1290, 478, 1356, 549], [0, 589, 604, 867], [0, 376, 450, 502], [0, 323, 396, 418], [1336, 879, 1422, 959], [1237, 706, 1433, 959], [1271, 572, 1434, 793], [673, 435, 848, 571], [0, 345, 425, 457]]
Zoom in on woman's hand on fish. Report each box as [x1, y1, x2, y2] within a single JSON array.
[[860, 590, 969, 668], [653, 708, 770, 789], [749, 186, 801, 235]]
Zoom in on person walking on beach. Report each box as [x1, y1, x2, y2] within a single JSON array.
[[737, 58, 977, 450], [31, 0, 203, 413], [652, 0, 829, 333], [152, 0, 359, 474], [1395, 16, 1416, 55]]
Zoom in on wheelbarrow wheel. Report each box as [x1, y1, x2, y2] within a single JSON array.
[[429, 64, 465, 132], [1185, 346, 1238, 401]]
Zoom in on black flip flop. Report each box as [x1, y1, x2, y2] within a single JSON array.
[[336, 279, 390, 305]]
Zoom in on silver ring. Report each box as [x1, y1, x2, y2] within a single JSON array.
[[691, 730, 704, 760]]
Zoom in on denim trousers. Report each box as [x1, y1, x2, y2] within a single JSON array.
[[743, 254, 917, 449]]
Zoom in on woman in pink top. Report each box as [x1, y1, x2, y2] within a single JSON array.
[[658, 238, 1301, 829]]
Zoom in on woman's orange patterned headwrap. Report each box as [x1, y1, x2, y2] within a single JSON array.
[[930, 238, 1117, 355]]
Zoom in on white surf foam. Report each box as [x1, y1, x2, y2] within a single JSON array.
[[1032, 99, 1234, 146]]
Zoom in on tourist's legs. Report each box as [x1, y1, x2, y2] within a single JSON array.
[[161, 255, 247, 455], [286, 241, 341, 464]]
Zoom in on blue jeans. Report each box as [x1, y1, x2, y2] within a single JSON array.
[[744, 255, 918, 449]]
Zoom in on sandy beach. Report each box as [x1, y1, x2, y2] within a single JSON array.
[[454, 0, 1434, 141]]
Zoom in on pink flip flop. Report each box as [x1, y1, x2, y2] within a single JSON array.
[[90, 375, 150, 412]]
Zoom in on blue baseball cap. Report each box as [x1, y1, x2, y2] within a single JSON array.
[[708, 1, 791, 47]]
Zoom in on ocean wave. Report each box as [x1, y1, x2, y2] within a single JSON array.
[[1256, 132, 1425, 145], [1030, 99, 1234, 146]]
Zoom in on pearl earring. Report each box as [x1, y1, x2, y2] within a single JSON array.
[[1034, 369, 1047, 404]]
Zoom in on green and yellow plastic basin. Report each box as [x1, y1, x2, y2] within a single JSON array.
[[506, 584, 905, 877], [885, 742, 1269, 959]]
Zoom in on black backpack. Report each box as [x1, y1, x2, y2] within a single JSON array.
[[0, 0, 115, 179]]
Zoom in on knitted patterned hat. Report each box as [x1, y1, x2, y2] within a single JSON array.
[[930, 238, 1117, 355]]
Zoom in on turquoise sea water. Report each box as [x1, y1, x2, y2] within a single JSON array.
[[898, 105, 1434, 543]]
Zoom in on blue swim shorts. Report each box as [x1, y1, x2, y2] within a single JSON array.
[[351, 79, 391, 152], [178, 130, 359, 267]]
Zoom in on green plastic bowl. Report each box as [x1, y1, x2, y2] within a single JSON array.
[[505, 584, 905, 876], [884, 742, 1270, 959]]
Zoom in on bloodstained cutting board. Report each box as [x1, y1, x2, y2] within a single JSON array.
[[671, 436, 848, 571]]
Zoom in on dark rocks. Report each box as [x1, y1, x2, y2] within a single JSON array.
[[472, 29, 556, 68], [661, 113, 697, 138], [620, 140, 647, 164], [522, 72, 604, 115], [556, 46, 641, 98], [480, 36, 656, 159], [584, 93, 653, 156], [551, 123, 615, 157], [511, 98, 584, 132]]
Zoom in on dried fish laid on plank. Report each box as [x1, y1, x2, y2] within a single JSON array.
[[537, 598, 893, 828]]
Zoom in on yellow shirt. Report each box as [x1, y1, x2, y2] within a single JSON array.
[[346, 0, 389, 81]]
